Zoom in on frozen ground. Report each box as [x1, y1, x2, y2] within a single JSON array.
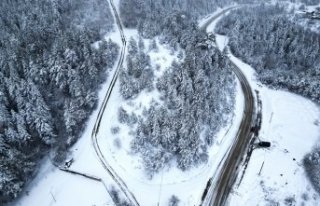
[[213, 21, 320, 206], [11, 158, 114, 206]]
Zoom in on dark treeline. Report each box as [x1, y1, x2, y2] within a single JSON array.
[[0, 0, 118, 203], [119, 0, 256, 39], [119, 1, 236, 177], [304, 150, 320, 194], [216, 4, 320, 104], [300, 0, 320, 5]]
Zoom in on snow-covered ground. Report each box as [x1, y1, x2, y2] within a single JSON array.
[[213, 17, 320, 206], [11, 15, 127, 206], [13, 4, 320, 206], [12, 158, 114, 206], [228, 43, 320, 206], [11, 43, 118, 206], [94, 27, 245, 205], [12, 14, 244, 206]]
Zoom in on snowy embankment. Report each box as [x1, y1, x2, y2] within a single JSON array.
[[213, 14, 320, 206]]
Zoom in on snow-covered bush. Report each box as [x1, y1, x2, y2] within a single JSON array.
[[301, 0, 319, 5], [113, 138, 122, 149], [118, 107, 138, 126], [119, 38, 154, 99], [168, 195, 180, 206], [111, 127, 120, 135], [109, 187, 132, 206], [118, 107, 130, 124], [304, 149, 320, 194]]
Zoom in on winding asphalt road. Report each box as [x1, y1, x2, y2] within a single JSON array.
[[201, 7, 256, 206], [199, 6, 236, 31], [90, 0, 140, 205]]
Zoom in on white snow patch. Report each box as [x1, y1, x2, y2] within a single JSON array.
[[215, 34, 229, 52], [226, 49, 320, 206], [12, 160, 113, 206]]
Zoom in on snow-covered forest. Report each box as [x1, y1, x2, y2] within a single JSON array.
[[119, 0, 255, 39], [131, 44, 236, 175], [0, 0, 118, 203], [117, 1, 237, 177], [1, 0, 320, 205], [301, 0, 319, 5], [216, 4, 320, 104]]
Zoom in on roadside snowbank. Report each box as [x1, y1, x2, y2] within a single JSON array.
[[214, 33, 320, 206], [228, 49, 320, 206]]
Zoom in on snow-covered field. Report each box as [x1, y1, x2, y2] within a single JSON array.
[[227, 46, 320, 206], [213, 22, 320, 206]]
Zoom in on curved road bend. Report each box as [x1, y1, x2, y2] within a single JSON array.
[[201, 7, 256, 206], [90, 0, 140, 205], [199, 6, 236, 32]]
